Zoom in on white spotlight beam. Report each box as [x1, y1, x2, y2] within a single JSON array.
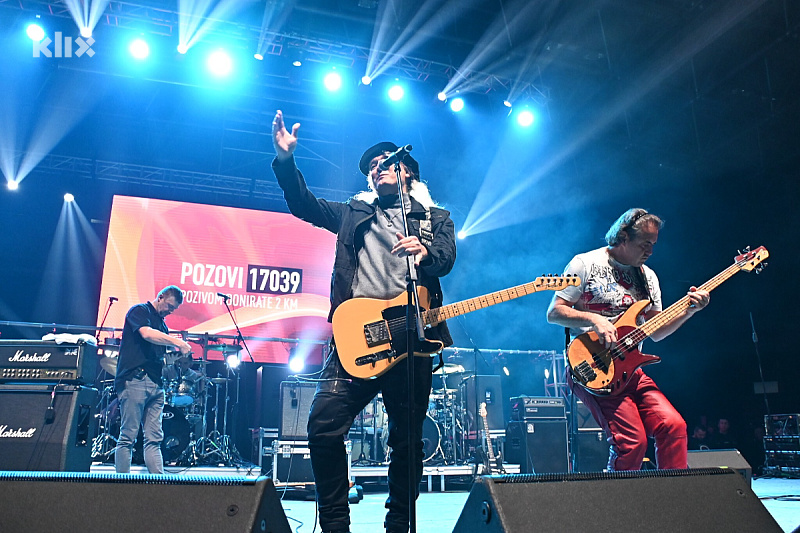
[[62, 0, 112, 37], [179, 0, 249, 52]]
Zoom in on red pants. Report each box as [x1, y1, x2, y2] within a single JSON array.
[[571, 368, 687, 470]]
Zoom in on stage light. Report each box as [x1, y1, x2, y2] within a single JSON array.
[[288, 355, 305, 373], [388, 84, 404, 101], [129, 38, 149, 60], [437, 92, 447, 102], [450, 97, 464, 112], [517, 109, 535, 127], [323, 71, 342, 92], [457, 230, 467, 240], [7, 180, 19, 191], [544, 368, 550, 379], [502, 366, 510, 376], [207, 49, 233, 77], [361, 75, 372, 85], [26, 23, 45, 42], [254, 53, 263, 61], [177, 43, 188, 55], [292, 58, 302, 67], [226, 353, 241, 369], [64, 193, 75, 202], [503, 100, 512, 108], [80, 27, 92, 39]]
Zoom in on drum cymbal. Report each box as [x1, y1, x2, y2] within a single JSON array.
[[433, 363, 465, 374], [207, 344, 242, 353], [98, 355, 118, 376], [431, 388, 459, 394], [209, 377, 229, 385]]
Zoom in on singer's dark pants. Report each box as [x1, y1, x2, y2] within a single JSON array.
[[307, 346, 432, 533]]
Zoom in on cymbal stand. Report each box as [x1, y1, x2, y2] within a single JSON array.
[[91, 382, 117, 460]]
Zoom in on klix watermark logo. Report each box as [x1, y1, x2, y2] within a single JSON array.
[[33, 32, 95, 58]]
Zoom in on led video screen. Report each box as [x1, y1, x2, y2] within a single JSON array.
[[97, 195, 336, 364]]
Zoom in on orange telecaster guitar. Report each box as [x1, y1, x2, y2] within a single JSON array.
[[333, 275, 580, 379], [568, 246, 768, 396]]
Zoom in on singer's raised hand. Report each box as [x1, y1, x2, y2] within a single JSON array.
[[272, 110, 300, 161]]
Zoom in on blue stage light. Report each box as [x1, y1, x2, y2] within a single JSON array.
[[324, 71, 342, 92], [64, 193, 75, 202], [361, 75, 372, 86], [437, 92, 447, 102], [26, 23, 45, 42], [457, 230, 467, 240], [517, 109, 535, 127], [289, 356, 305, 373], [254, 53, 264, 61], [207, 49, 233, 77], [450, 97, 464, 112], [7, 180, 19, 191], [388, 84, 405, 101], [177, 43, 188, 55], [129, 38, 150, 60], [80, 27, 92, 39]]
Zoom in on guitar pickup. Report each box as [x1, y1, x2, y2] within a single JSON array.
[[364, 320, 391, 348], [592, 354, 609, 373], [355, 349, 395, 367]]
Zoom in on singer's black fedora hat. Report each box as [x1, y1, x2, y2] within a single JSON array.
[[358, 141, 419, 178]]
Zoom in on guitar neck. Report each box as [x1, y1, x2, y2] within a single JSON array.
[[424, 280, 546, 326], [629, 261, 744, 343]]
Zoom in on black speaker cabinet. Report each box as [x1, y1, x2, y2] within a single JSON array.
[[461, 375, 504, 431], [279, 381, 315, 440], [0, 472, 291, 532], [0, 384, 96, 472], [688, 448, 752, 484], [505, 420, 569, 474], [453, 469, 782, 532], [574, 430, 610, 472]]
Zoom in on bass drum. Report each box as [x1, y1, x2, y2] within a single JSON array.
[[105, 401, 191, 465], [381, 414, 441, 463]]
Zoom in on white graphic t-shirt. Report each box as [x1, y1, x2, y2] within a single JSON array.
[[555, 247, 662, 339]]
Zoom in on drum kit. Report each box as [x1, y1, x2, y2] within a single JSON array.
[[92, 339, 245, 466], [351, 363, 470, 466]]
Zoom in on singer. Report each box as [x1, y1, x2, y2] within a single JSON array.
[[271, 110, 456, 533], [114, 285, 192, 474]]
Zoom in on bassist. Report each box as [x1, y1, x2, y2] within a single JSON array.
[[546, 208, 709, 471]]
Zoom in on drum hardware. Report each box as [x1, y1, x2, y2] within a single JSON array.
[[91, 385, 118, 460], [352, 394, 386, 465]]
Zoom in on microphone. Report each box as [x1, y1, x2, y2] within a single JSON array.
[[377, 144, 413, 171], [217, 293, 231, 301], [109, 296, 118, 302]]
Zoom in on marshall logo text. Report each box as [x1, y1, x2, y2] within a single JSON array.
[[8, 350, 51, 363], [0, 425, 37, 438]]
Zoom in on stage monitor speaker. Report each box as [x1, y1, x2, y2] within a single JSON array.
[[279, 381, 315, 440], [505, 420, 568, 474], [461, 375, 504, 431], [0, 384, 96, 472], [453, 469, 781, 532], [0, 472, 291, 532], [688, 448, 752, 484]]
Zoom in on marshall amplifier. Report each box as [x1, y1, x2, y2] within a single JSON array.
[[0, 384, 97, 471], [0, 340, 97, 384], [509, 396, 566, 420]]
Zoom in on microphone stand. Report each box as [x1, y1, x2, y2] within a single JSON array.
[[220, 296, 254, 464], [96, 297, 117, 341], [392, 157, 426, 533]]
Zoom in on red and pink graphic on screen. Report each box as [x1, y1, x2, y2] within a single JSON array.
[[97, 195, 336, 364]]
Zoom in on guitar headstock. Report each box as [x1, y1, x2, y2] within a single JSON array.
[[735, 246, 769, 273], [534, 274, 581, 291], [479, 402, 488, 418]]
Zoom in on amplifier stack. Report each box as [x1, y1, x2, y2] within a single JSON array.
[[0, 340, 97, 472]]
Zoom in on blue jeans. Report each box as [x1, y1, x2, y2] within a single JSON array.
[[115, 374, 165, 474]]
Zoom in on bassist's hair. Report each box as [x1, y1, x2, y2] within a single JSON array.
[[605, 208, 663, 246]]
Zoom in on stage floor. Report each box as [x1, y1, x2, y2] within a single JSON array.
[[89, 465, 800, 531]]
